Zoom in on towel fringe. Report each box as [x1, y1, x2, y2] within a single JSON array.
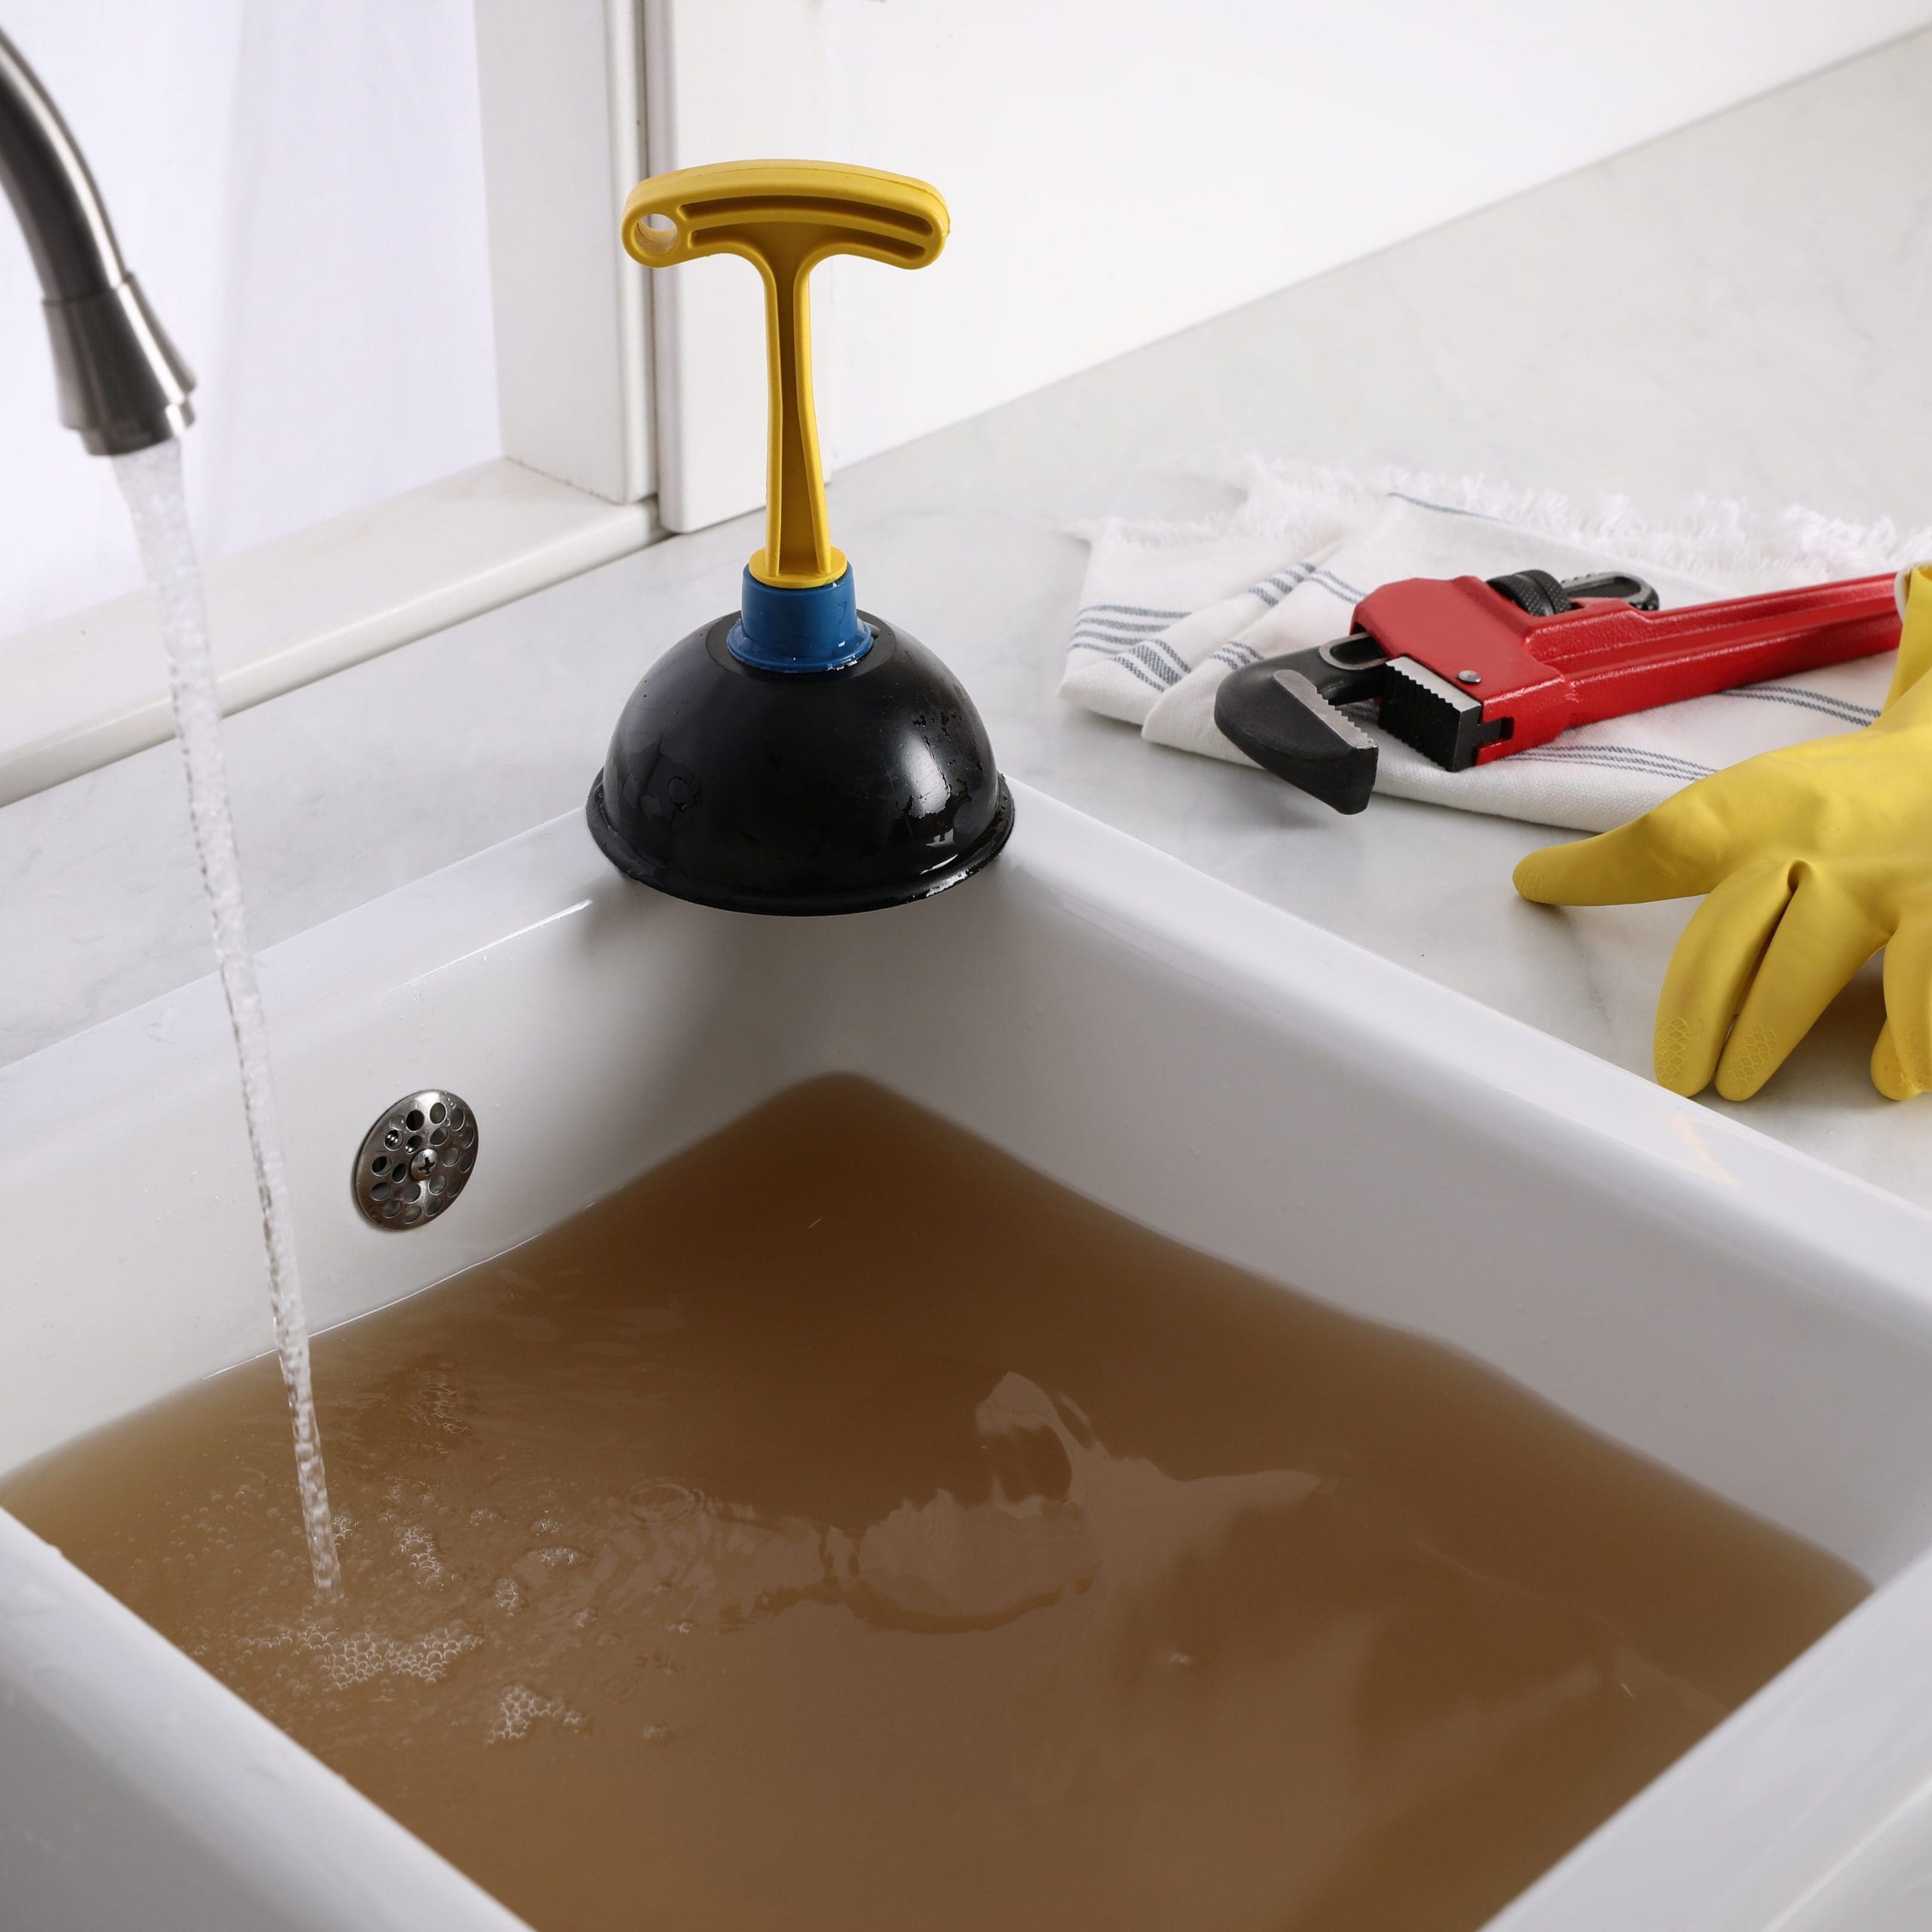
[[1080, 457, 1932, 589]]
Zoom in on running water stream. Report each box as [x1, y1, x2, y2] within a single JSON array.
[[114, 439, 340, 1594]]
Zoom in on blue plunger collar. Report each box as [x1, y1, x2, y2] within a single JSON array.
[[728, 565, 873, 672]]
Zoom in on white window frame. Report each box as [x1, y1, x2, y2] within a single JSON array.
[[639, 0, 825, 536], [477, 0, 654, 506], [0, 0, 667, 808]]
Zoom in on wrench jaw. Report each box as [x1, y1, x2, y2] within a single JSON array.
[[1213, 648, 1382, 814], [1378, 657, 1511, 771], [1213, 640, 1510, 814]]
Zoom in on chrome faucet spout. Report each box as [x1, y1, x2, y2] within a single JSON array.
[[0, 26, 192, 454]]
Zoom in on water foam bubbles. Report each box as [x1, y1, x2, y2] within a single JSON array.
[[394, 1524, 453, 1589], [240, 1619, 482, 1692], [489, 1682, 586, 1744]]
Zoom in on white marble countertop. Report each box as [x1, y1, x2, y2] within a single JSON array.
[[7, 32, 1932, 1212]]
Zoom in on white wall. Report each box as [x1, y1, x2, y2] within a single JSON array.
[[651, 0, 1932, 534], [0, 2, 500, 636], [11, 0, 1927, 632]]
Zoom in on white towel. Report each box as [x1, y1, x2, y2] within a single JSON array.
[[1061, 460, 1932, 832]]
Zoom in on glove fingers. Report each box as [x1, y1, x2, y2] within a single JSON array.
[[1877, 896, 1932, 1097], [1714, 871, 1886, 1100], [1884, 566, 1932, 710], [1654, 860, 1795, 1095], [1872, 1024, 1914, 1101], [1515, 790, 1733, 907]]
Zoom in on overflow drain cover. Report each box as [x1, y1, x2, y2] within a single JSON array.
[[352, 1090, 478, 1230]]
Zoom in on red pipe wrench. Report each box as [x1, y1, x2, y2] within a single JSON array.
[[1213, 567, 1901, 814]]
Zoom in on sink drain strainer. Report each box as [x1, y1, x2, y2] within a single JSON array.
[[352, 1090, 477, 1230]]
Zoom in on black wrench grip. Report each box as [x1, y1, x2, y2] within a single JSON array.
[[1214, 650, 1380, 814]]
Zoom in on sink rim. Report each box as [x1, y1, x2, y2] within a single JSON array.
[[5, 779, 1932, 1932]]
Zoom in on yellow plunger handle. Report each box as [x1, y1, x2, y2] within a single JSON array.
[[621, 160, 949, 590]]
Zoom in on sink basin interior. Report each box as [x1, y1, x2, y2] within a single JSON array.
[[8, 789, 1932, 1932], [0, 1074, 1867, 1932]]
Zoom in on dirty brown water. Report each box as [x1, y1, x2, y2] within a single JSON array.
[[1, 1077, 1866, 1932]]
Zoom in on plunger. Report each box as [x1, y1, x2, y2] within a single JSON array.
[[586, 160, 1014, 915]]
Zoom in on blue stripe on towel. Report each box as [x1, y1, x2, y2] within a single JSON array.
[[1069, 629, 1189, 672], [1386, 489, 1511, 527], [1718, 686, 1880, 727], [1105, 654, 1172, 694], [1245, 564, 1366, 610], [1068, 637, 1186, 686], [1075, 601, 1189, 622], [1510, 743, 1716, 781], [1070, 612, 1173, 637]]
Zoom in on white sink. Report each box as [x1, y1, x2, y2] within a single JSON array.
[[6, 780, 1932, 1930]]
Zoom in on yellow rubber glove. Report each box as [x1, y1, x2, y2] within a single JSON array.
[[1513, 568, 1932, 1102]]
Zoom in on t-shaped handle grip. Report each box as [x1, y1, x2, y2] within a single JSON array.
[[621, 160, 948, 589]]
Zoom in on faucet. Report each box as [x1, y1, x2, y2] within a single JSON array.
[[0, 25, 192, 453]]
